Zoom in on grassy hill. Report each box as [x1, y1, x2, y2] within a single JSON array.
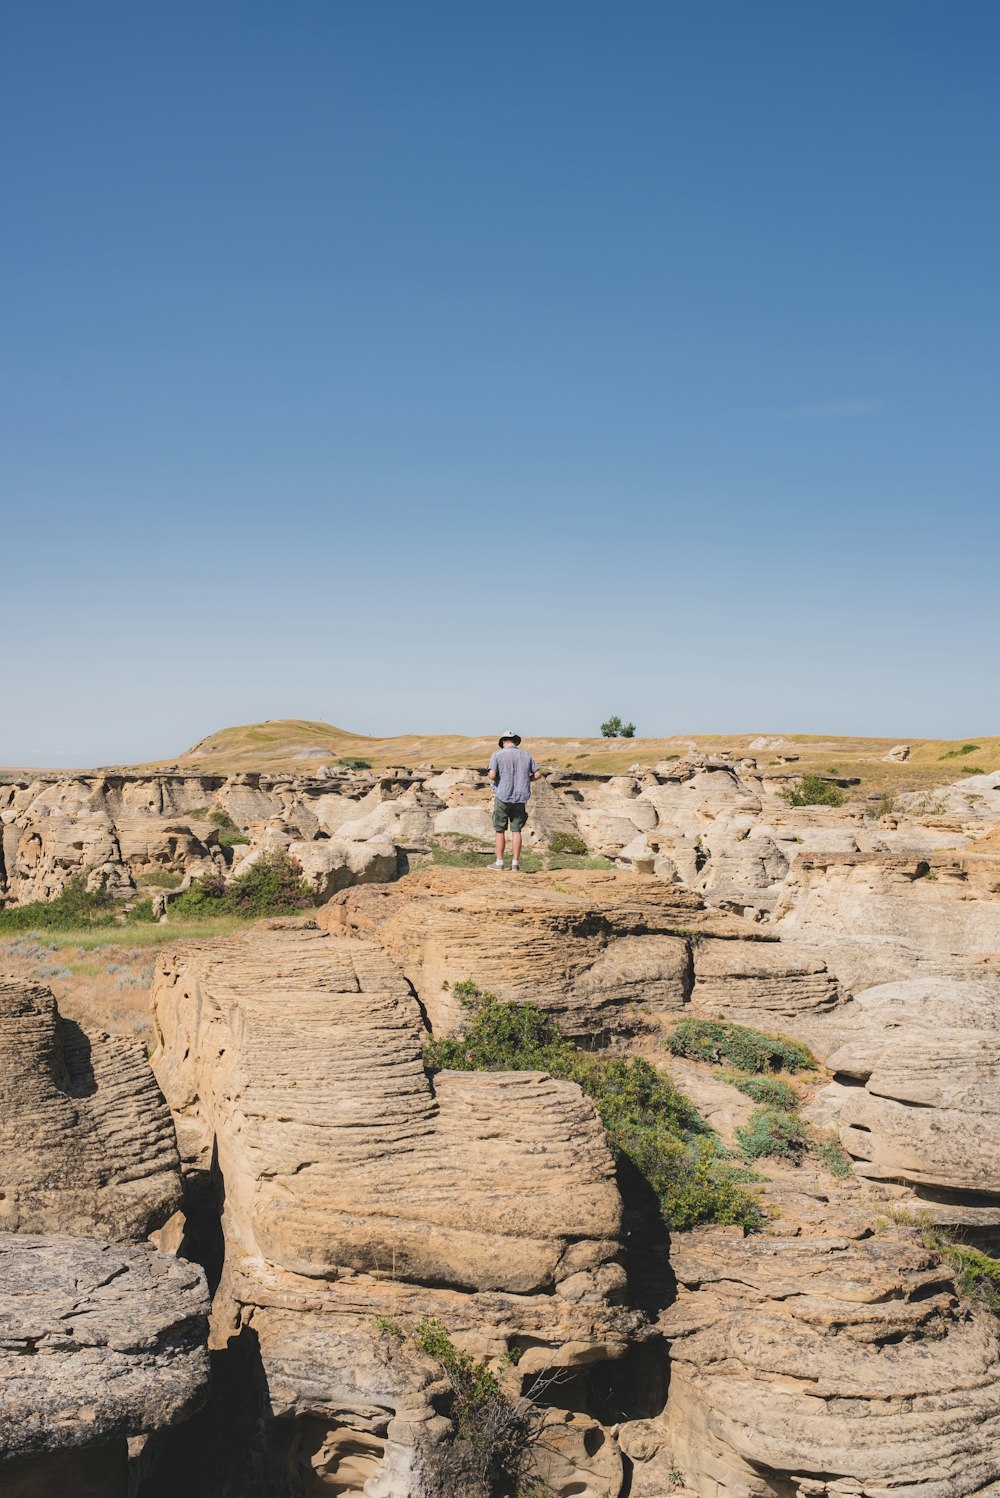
[[127, 719, 1000, 795]]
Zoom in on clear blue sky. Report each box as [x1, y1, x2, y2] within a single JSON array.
[[3, 2, 998, 765]]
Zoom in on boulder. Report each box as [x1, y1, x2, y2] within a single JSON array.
[[807, 979, 1000, 1226], [0, 1232, 209, 1496], [287, 836, 398, 900]]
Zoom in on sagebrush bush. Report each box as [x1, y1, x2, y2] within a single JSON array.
[[777, 774, 845, 808], [725, 1073, 799, 1110], [207, 807, 249, 849], [812, 1136, 853, 1177], [735, 1105, 807, 1161], [425, 984, 764, 1231], [0, 877, 116, 933], [941, 1243, 1000, 1311], [169, 852, 314, 920], [412, 1318, 532, 1487], [549, 831, 589, 856], [668, 1018, 814, 1074]]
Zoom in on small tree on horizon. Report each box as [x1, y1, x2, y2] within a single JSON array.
[[601, 715, 637, 739]]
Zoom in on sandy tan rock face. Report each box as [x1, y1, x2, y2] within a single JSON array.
[[774, 850, 1000, 988], [0, 1232, 209, 1489], [0, 980, 181, 1239], [325, 867, 847, 1039], [660, 1221, 1000, 1498], [149, 921, 639, 1498], [804, 979, 1000, 1234]]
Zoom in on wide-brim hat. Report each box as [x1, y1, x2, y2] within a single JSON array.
[[498, 731, 522, 746]]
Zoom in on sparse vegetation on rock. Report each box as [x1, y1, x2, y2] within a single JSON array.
[[667, 1017, 815, 1074], [548, 830, 589, 856], [425, 982, 764, 1231], [777, 773, 845, 807]]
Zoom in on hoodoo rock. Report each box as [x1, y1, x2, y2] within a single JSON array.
[[149, 922, 640, 1497], [0, 979, 182, 1239], [0, 1232, 209, 1498]]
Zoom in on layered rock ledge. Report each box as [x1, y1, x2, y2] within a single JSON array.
[[324, 867, 843, 1038], [660, 1219, 1000, 1497]]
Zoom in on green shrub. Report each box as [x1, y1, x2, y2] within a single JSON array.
[[812, 1136, 853, 1177], [209, 806, 240, 830], [167, 873, 229, 918], [725, 1073, 798, 1110], [778, 774, 845, 807], [425, 984, 764, 1232], [126, 899, 157, 924], [735, 1105, 807, 1161], [940, 744, 981, 761], [940, 1243, 1000, 1311], [0, 877, 117, 933], [207, 808, 248, 847], [337, 757, 372, 771], [549, 831, 588, 856], [226, 851, 314, 916], [667, 1017, 815, 1074], [870, 792, 896, 819], [168, 853, 314, 920], [412, 1317, 531, 1486], [140, 870, 182, 889]]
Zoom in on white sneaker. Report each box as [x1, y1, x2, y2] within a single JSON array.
[[490, 860, 505, 870], [511, 860, 520, 871]]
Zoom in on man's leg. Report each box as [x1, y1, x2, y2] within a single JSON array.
[[495, 831, 506, 863], [511, 830, 522, 864]]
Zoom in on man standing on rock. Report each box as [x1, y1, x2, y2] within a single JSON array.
[[488, 732, 541, 871]]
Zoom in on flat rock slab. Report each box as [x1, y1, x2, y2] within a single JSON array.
[[0, 1233, 209, 1460]]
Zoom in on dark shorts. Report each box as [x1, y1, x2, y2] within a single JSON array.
[[492, 798, 528, 833]]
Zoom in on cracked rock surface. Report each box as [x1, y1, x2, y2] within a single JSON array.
[[0, 1232, 209, 1460]]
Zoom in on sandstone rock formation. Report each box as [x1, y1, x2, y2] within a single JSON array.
[[325, 867, 845, 1037], [774, 850, 1000, 988], [0, 979, 181, 1238], [804, 977, 1000, 1238], [3, 758, 994, 944], [149, 921, 640, 1497], [0, 1232, 209, 1497], [7, 749, 1000, 1498], [659, 1214, 1000, 1498]]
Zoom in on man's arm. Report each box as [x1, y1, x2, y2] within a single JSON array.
[[488, 752, 498, 786], [530, 758, 542, 782]]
